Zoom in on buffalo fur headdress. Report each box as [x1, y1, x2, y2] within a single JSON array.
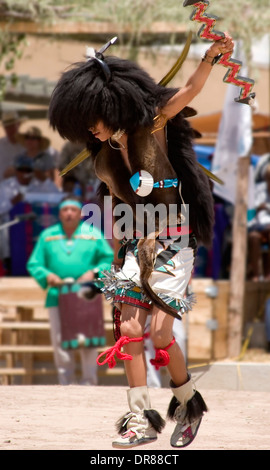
[[49, 55, 178, 145], [49, 54, 213, 243]]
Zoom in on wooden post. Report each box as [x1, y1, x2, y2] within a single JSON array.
[[227, 155, 250, 357], [16, 307, 34, 385]]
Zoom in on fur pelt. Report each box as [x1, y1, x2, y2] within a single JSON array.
[[116, 409, 166, 435], [167, 391, 208, 423], [167, 113, 214, 247]]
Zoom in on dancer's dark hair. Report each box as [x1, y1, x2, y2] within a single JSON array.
[[49, 55, 178, 150], [167, 114, 214, 246]]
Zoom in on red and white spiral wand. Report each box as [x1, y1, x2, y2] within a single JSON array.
[[183, 0, 256, 104]]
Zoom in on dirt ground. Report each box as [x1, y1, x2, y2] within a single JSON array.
[[1, 385, 269, 452]]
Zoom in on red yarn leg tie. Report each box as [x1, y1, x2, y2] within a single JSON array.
[[96, 335, 145, 369], [150, 337, 176, 370]]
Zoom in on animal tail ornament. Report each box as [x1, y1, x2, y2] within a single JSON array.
[[183, 0, 256, 105]]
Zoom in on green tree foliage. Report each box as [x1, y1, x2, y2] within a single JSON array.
[[0, 29, 26, 100], [1, 0, 269, 44], [0, 0, 269, 98]]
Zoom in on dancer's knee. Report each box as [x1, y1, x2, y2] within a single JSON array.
[[120, 319, 144, 339], [150, 328, 173, 350]]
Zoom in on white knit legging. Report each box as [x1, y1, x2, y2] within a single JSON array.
[[48, 307, 98, 385]]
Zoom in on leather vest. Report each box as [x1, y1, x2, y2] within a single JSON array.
[[94, 126, 178, 208]]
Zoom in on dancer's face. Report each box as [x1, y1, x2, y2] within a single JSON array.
[[88, 121, 112, 142]]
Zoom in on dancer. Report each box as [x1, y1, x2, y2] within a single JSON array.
[[49, 33, 234, 448]]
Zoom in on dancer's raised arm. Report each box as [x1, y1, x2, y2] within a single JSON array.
[[161, 33, 234, 119]]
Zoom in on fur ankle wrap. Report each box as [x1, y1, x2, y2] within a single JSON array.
[[116, 385, 165, 435], [167, 379, 208, 423], [116, 409, 165, 435]]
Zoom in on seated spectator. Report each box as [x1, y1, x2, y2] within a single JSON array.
[[0, 111, 26, 180], [27, 156, 61, 195], [58, 141, 99, 199], [0, 155, 34, 213], [17, 126, 55, 171], [10, 126, 57, 181], [0, 155, 34, 272], [62, 174, 83, 196], [24, 155, 63, 205], [248, 164, 270, 280]]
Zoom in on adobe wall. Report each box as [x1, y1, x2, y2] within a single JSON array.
[[0, 36, 268, 152]]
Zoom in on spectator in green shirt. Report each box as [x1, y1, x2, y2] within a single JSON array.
[[27, 195, 113, 385]]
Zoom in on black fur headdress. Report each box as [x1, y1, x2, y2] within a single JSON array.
[[167, 114, 214, 246], [49, 55, 178, 145], [49, 51, 214, 246]]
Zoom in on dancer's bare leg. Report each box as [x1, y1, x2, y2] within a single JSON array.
[[112, 304, 165, 448], [120, 303, 148, 387], [149, 306, 207, 448], [150, 306, 188, 386]]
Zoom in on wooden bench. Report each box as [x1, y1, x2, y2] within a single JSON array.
[[0, 276, 242, 384], [0, 306, 125, 385], [0, 318, 52, 385], [0, 322, 50, 330], [0, 326, 125, 385]]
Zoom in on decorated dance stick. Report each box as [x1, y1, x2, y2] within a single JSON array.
[[183, 0, 256, 104], [159, 30, 193, 86], [59, 147, 90, 177]]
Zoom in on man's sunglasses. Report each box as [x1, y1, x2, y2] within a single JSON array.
[[24, 135, 41, 140]]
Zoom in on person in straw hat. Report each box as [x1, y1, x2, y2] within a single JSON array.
[[14, 126, 56, 181], [0, 111, 26, 181]]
